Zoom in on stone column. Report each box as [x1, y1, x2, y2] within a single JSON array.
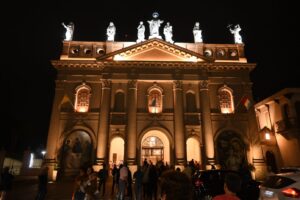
[[45, 82, 64, 180], [173, 80, 186, 165], [199, 80, 215, 167], [126, 80, 137, 165], [97, 79, 111, 164]]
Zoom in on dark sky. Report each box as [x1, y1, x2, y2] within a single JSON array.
[[4, 1, 299, 155]]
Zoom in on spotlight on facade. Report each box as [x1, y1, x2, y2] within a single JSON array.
[[29, 153, 34, 168]]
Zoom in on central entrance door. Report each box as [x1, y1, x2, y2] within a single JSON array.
[[142, 136, 164, 163], [140, 130, 170, 165]]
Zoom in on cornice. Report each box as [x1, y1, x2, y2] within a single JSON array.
[[97, 38, 214, 62], [51, 60, 101, 69], [51, 60, 255, 71]]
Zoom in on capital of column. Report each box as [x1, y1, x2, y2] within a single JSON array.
[[173, 80, 182, 90], [101, 79, 112, 89], [199, 80, 209, 91], [128, 79, 137, 89]]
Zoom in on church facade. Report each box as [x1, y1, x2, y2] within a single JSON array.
[[45, 33, 267, 179]]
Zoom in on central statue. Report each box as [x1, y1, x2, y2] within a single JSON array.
[[148, 12, 164, 39]]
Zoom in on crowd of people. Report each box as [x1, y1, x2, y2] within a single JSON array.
[[0, 158, 245, 200], [71, 159, 200, 200]]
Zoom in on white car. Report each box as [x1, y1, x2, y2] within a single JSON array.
[[259, 172, 300, 199]]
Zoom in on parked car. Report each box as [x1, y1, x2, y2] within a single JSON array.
[[192, 169, 260, 200], [279, 167, 300, 174], [259, 172, 300, 199]]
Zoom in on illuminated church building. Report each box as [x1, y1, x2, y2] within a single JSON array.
[[46, 14, 267, 180]]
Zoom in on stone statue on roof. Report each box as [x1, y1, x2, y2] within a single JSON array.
[[137, 21, 146, 43], [193, 22, 203, 43], [229, 24, 243, 44], [62, 22, 74, 41], [107, 22, 116, 41], [148, 12, 164, 39], [163, 22, 174, 43]]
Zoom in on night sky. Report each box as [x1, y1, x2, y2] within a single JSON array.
[[3, 1, 299, 156]]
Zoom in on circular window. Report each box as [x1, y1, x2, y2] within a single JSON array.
[[217, 49, 225, 57], [84, 48, 92, 55], [230, 50, 238, 57], [204, 49, 212, 57], [96, 48, 105, 55], [70, 48, 79, 54]]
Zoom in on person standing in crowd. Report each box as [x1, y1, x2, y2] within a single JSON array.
[[98, 163, 108, 196], [212, 172, 242, 200], [133, 166, 143, 200], [118, 163, 128, 200], [72, 167, 87, 200], [35, 165, 48, 200], [111, 164, 118, 195], [148, 163, 158, 200], [159, 170, 192, 200], [84, 172, 98, 200], [126, 166, 132, 199]]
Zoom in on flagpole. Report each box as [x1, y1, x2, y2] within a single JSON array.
[[234, 95, 245, 112]]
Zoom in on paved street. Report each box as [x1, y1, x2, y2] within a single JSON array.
[[11, 175, 121, 200]]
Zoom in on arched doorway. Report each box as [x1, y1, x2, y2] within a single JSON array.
[[109, 137, 125, 165], [61, 130, 92, 170], [266, 151, 277, 173], [186, 137, 201, 163], [141, 130, 170, 165], [216, 131, 247, 171]]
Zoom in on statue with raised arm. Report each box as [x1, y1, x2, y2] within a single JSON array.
[[62, 22, 74, 41], [229, 24, 243, 44], [193, 22, 203, 43], [147, 12, 164, 39], [163, 22, 174, 43], [136, 21, 145, 43], [107, 22, 116, 41]]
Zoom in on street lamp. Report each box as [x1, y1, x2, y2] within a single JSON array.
[[41, 150, 46, 158], [259, 127, 276, 145]]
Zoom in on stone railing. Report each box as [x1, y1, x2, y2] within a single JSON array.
[[184, 113, 201, 125]]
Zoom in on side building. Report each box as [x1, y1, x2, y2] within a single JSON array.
[[255, 88, 300, 172], [45, 38, 266, 180]]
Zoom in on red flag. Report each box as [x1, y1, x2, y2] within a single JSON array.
[[241, 96, 251, 110]]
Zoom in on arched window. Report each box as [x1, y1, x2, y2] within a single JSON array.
[[112, 91, 125, 124], [186, 92, 196, 112], [114, 91, 125, 112], [185, 92, 198, 124], [74, 84, 91, 113], [148, 84, 163, 114], [218, 86, 234, 114]]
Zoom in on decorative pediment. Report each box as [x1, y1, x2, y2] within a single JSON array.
[[97, 38, 213, 62]]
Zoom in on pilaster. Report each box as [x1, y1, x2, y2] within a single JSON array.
[[173, 80, 186, 165], [96, 79, 111, 164]]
